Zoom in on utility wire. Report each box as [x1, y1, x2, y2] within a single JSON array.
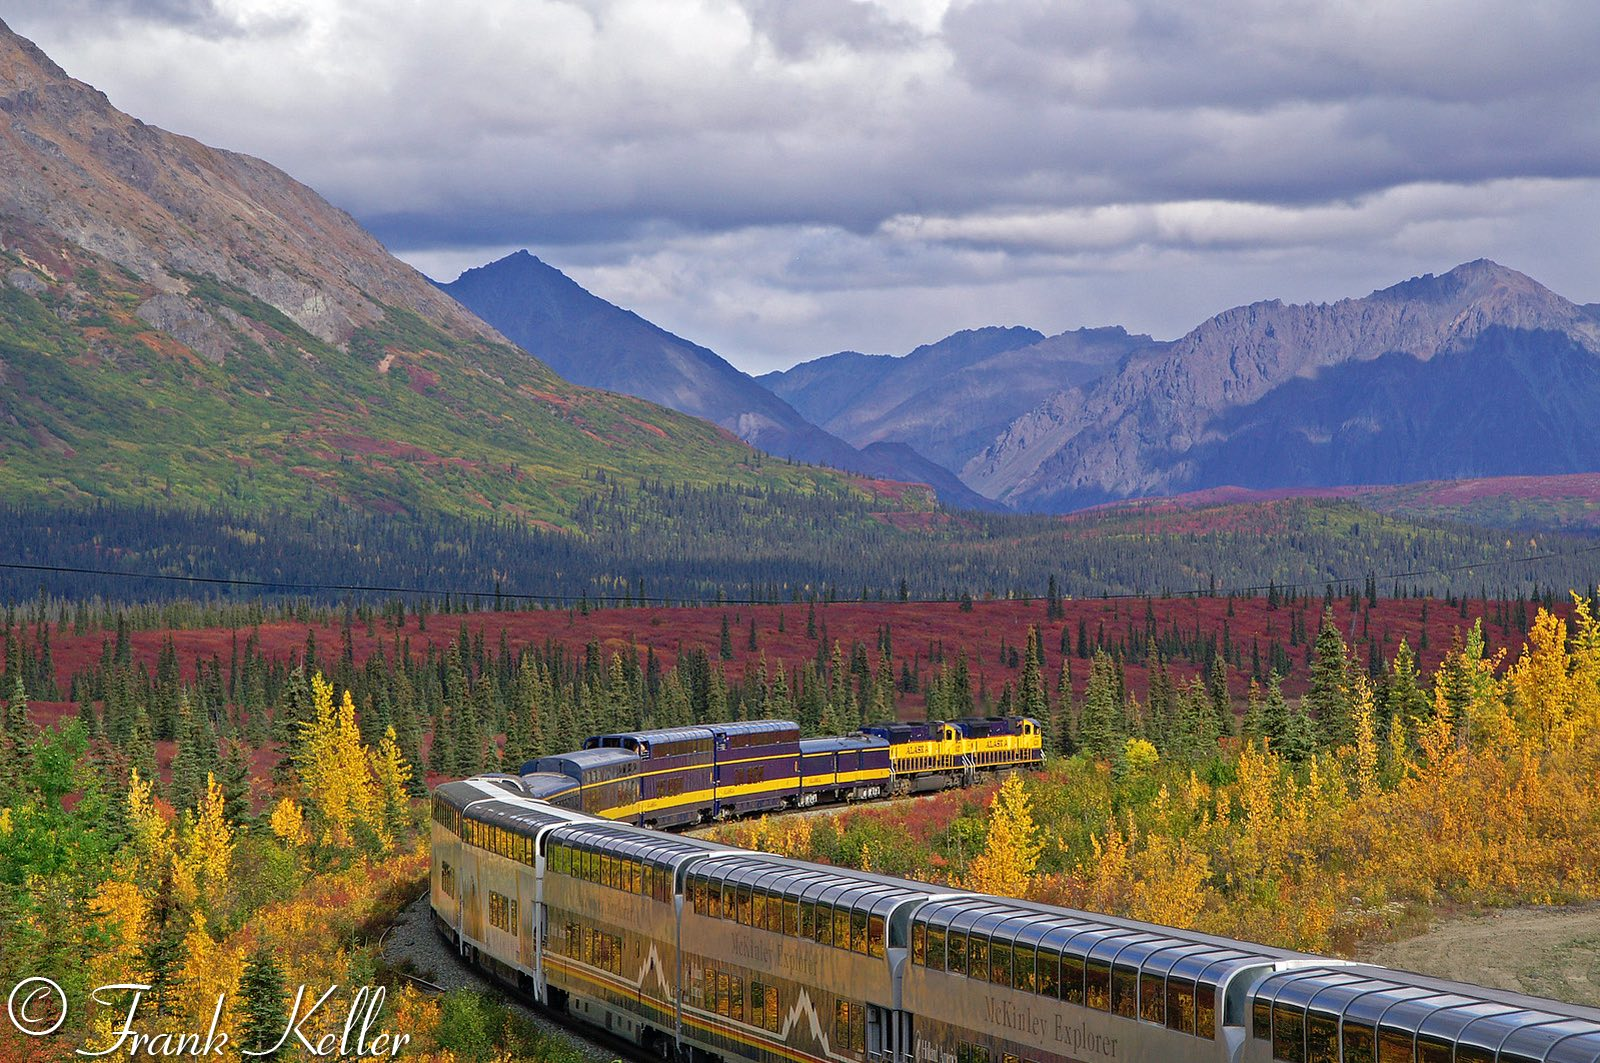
[[2, 538, 1598, 608]]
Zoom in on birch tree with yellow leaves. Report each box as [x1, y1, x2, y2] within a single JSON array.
[[964, 772, 1042, 897], [173, 773, 234, 913], [296, 673, 382, 851]]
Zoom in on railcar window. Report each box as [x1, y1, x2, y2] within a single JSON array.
[[1062, 953, 1086, 1005], [1414, 1034, 1452, 1063], [1166, 977, 1195, 1034], [1038, 948, 1060, 1000], [724, 884, 738, 920], [969, 935, 990, 983], [730, 976, 744, 1023], [785, 898, 800, 936], [767, 891, 784, 931], [868, 914, 886, 959], [1255, 1000, 1273, 1041], [1306, 1013, 1338, 1063], [1085, 958, 1112, 1010], [1139, 974, 1164, 1024], [956, 1042, 991, 1063], [834, 1002, 848, 1050], [1377, 1025, 1414, 1063], [752, 980, 767, 1030], [440, 862, 455, 898], [990, 941, 1012, 987], [851, 909, 869, 954], [1340, 1022, 1377, 1063], [763, 984, 780, 1032], [912, 923, 928, 965], [1014, 945, 1036, 993], [1453, 1047, 1494, 1063], [1272, 1003, 1305, 1063], [1195, 983, 1217, 1035], [717, 973, 731, 1018], [707, 882, 721, 918], [800, 901, 816, 939], [948, 931, 967, 976], [630, 860, 642, 895], [835, 907, 853, 950], [1111, 963, 1139, 1018], [928, 927, 946, 971]]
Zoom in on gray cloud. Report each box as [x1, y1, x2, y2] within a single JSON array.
[[8, 0, 1600, 371]]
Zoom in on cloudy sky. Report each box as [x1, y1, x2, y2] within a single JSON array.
[[11, 0, 1600, 372]]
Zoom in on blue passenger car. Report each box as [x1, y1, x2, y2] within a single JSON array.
[[586, 726, 716, 829], [707, 720, 802, 818], [529, 748, 643, 819], [799, 735, 891, 805]]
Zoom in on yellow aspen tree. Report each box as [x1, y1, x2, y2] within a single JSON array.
[[1507, 608, 1574, 747], [1083, 816, 1133, 914], [964, 773, 1043, 898], [126, 767, 174, 886], [1383, 709, 1414, 789], [174, 912, 244, 1037], [1128, 831, 1211, 930], [89, 878, 149, 986], [1562, 594, 1600, 743], [270, 795, 310, 849], [371, 725, 414, 850], [1350, 677, 1379, 799], [184, 772, 235, 911], [298, 674, 381, 848]]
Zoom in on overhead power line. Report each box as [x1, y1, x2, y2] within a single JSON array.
[[2, 539, 1599, 608]]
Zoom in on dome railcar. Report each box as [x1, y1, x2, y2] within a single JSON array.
[[431, 719, 1600, 1063]]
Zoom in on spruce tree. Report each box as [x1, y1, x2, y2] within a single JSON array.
[[1207, 656, 1233, 737], [1386, 638, 1431, 738], [1018, 626, 1048, 723], [1281, 698, 1315, 763], [1308, 609, 1354, 748], [218, 740, 253, 825], [1077, 651, 1125, 760], [1259, 672, 1290, 751], [237, 943, 289, 1059]]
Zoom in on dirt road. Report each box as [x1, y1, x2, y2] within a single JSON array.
[[1361, 904, 1600, 1007]]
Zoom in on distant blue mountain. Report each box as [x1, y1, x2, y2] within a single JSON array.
[[438, 252, 997, 509]]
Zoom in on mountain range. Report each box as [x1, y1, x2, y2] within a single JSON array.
[[456, 247, 1600, 515], [5, 14, 1600, 538], [962, 260, 1600, 509], [0, 17, 896, 526], [759, 324, 1144, 472], [438, 251, 994, 508]]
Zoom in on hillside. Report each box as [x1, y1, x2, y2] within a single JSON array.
[[0, 19, 893, 525], [439, 251, 994, 509], [761, 325, 1141, 473], [1086, 472, 1600, 533], [965, 261, 1600, 510]]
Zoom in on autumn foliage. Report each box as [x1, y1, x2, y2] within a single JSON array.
[[717, 601, 1600, 956]]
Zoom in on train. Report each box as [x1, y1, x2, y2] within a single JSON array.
[[430, 720, 1600, 1063], [518, 716, 1044, 828]]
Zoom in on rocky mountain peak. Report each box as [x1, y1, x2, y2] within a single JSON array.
[[964, 262, 1600, 509], [0, 19, 495, 346]]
